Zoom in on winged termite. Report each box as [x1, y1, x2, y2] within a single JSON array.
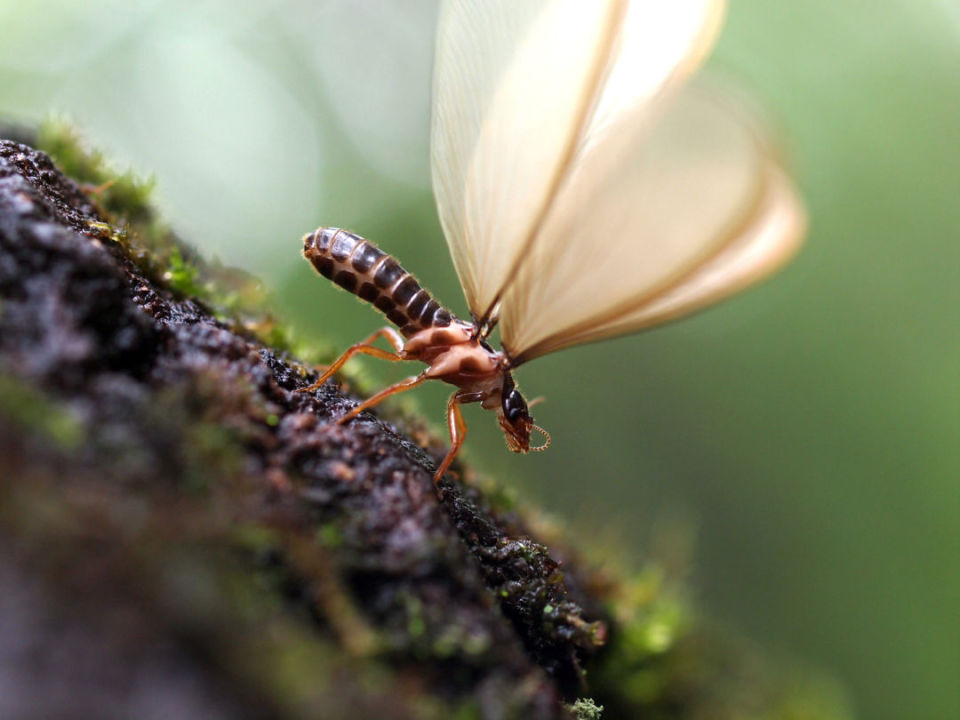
[[299, 0, 805, 484]]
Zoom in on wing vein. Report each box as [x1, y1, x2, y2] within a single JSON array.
[[475, 0, 630, 328], [508, 157, 774, 366]]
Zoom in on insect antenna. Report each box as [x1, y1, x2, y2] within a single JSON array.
[[530, 424, 551, 452]]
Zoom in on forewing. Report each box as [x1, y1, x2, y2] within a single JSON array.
[[501, 84, 805, 364], [431, 0, 725, 320]]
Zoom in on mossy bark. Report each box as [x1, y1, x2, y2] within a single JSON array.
[[0, 132, 852, 720]]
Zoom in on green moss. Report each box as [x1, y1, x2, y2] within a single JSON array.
[[404, 593, 426, 639], [36, 120, 303, 356], [589, 568, 691, 706], [476, 476, 519, 514], [164, 245, 204, 298], [180, 422, 243, 493], [0, 373, 83, 448], [37, 119, 156, 225], [584, 562, 854, 720], [448, 702, 483, 720], [389, 585, 494, 662], [315, 523, 343, 548], [232, 524, 281, 554], [567, 698, 604, 720]]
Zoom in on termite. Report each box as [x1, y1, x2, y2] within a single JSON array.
[[300, 227, 549, 483], [299, 0, 805, 484]]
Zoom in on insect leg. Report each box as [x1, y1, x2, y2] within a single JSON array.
[[298, 326, 407, 393], [334, 371, 430, 425], [433, 392, 471, 484]]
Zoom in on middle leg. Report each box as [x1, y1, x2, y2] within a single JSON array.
[[335, 371, 431, 425]]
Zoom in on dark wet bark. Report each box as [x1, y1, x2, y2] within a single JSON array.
[[0, 135, 851, 720], [0, 137, 608, 720]]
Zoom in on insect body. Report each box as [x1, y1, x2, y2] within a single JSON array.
[[302, 227, 548, 481], [301, 0, 805, 484]]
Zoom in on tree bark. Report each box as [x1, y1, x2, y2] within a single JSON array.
[[0, 134, 851, 720]]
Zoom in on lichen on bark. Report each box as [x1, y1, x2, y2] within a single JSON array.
[[0, 127, 852, 720]]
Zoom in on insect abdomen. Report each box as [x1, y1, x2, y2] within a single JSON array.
[[303, 227, 454, 337]]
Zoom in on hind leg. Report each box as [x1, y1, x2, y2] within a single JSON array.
[[298, 327, 406, 393]]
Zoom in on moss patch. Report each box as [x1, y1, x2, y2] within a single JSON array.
[[0, 373, 84, 448]]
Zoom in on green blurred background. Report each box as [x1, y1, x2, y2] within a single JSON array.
[[2, 1, 957, 718]]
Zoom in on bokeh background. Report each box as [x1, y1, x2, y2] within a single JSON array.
[[1, 1, 957, 718]]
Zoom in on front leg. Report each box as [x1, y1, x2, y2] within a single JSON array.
[[433, 391, 482, 484], [298, 326, 407, 394]]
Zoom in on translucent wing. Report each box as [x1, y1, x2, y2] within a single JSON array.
[[501, 84, 806, 364], [431, 0, 726, 321]]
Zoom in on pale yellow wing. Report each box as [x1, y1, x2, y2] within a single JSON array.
[[431, 0, 726, 321], [500, 84, 805, 364]]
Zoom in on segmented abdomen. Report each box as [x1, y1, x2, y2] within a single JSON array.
[[303, 227, 454, 337]]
